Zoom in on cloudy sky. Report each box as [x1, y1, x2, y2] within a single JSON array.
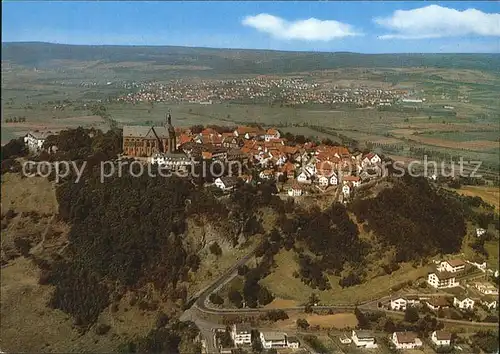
[[3, 1, 499, 53]]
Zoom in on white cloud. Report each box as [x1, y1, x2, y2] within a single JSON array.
[[242, 13, 360, 41], [374, 5, 500, 40]]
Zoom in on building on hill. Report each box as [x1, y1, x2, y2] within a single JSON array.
[[437, 259, 466, 273], [427, 271, 459, 289], [392, 332, 422, 349], [453, 295, 475, 310], [475, 282, 499, 295], [351, 330, 377, 348], [24, 130, 53, 154], [480, 295, 498, 310], [259, 332, 287, 349], [431, 331, 452, 347], [231, 324, 251, 346], [425, 297, 451, 311], [122, 112, 176, 157]]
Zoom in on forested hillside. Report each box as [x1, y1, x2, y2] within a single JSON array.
[[3, 42, 500, 73]]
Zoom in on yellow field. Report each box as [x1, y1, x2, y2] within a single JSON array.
[[454, 186, 500, 210], [271, 312, 358, 331]]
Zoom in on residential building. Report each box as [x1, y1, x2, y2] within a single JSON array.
[[475, 282, 499, 295], [425, 297, 450, 311], [260, 332, 287, 349], [214, 176, 240, 191], [437, 259, 466, 273], [392, 332, 422, 350], [231, 324, 251, 346], [24, 130, 52, 154], [150, 152, 193, 169], [343, 175, 361, 187], [264, 128, 281, 142], [287, 184, 303, 197], [476, 228, 487, 237], [361, 153, 381, 167], [286, 336, 300, 349], [431, 331, 452, 347], [390, 297, 408, 311], [339, 335, 352, 344], [427, 272, 459, 289], [342, 184, 351, 197], [480, 295, 498, 310], [296, 171, 312, 184], [351, 330, 378, 348], [453, 296, 475, 310]]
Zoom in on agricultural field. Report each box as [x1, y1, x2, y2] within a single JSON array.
[[2, 44, 499, 173]]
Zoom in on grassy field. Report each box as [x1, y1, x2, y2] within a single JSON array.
[[260, 250, 431, 306], [453, 186, 500, 210]]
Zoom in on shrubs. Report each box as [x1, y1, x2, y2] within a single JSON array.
[[209, 293, 224, 306], [296, 318, 310, 329]]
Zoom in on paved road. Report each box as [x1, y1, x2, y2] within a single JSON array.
[[181, 248, 499, 353]]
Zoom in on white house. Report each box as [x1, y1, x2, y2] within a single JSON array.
[[259, 169, 274, 180], [392, 332, 422, 350], [361, 153, 381, 167], [427, 272, 459, 289], [264, 128, 280, 142], [480, 295, 498, 310], [339, 334, 352, 344], [214, 176, 240, 191], [343, 175, 361, 187], [231, 324, 252, 346], [297, 171, 312, 184], [24, 130, 52, 154], [287, 184, 303, 197], [286, 336, 300, 349], [431, 331, 452, 347], [390, 297, 408, 311], [317, 175, 330, 187], [476, 228, 487, 237], [351, 330, 377, 348], [342, 185, 351, 197], [330, 174, 338, 185], [453, 296, 475, 310], [260, 332, 287, 349], [475, 282, 499, 295], [425, 297, 450, 311], [437, 259, 466, 273]]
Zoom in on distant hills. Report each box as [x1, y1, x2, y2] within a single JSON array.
[[2, 42, 500, 74]]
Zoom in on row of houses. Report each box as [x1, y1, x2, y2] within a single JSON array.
[[229, 324, 299, 350], [348, 329, 452, 350]]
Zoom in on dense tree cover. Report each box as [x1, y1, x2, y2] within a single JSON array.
[[470, 331, 499, 354], [42, 127, 122, 161], [1, 137, 27, 174], [288, 203, 366, 289], [355, 307, 443, 337], [351, 176, 467, 262], [119, 320, 200, 354]]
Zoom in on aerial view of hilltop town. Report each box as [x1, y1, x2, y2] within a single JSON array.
[[1, 1, 499, 354]]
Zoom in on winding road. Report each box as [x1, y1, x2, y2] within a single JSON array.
[[180, 248, 499, 353]]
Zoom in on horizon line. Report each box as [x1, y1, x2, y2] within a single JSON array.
[[2, 41, 499, 55]]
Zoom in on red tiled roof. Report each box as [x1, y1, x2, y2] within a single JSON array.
[[343, 175, 361, 182]]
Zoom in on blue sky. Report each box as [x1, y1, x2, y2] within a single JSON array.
[[3, 1, 499, 53]]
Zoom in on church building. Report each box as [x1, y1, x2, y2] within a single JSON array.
[[122, 113, 177, 157]]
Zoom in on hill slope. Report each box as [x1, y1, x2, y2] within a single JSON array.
[[3, 42, 500, 74]]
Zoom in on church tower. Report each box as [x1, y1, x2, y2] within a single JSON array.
[[165, 111, 176, 153]]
